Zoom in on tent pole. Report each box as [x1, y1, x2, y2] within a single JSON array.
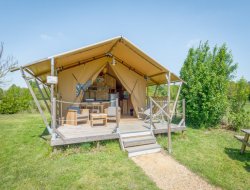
[[153, 85, 159, 97], [146, 86, 149, 107], [42, 83, 50, 99], [35, 79, 51, 113], [116, 98, 119, 130], [50, 57, 56, 140], [150, 97, 153, 132], [20, 67, 52, 134], [167, 72, 172, 153]]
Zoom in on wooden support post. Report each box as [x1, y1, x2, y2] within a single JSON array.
[[20, 67, 52, 134], [170, 82, 182, 119], [116, 98, 119, 130], [50, 58, 56, 140], [43, 84, 51, 101], [52, 97, 56, 137], [146, 86, 149, 107], [150, 97, 153, 131], [35, 79, 50, 113], [240, 133, 249, 154], [153, 85, 159, 97], [182, 99, 185, 127], [167, 72, 172, 153]]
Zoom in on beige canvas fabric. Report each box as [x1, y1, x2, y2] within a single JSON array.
[[58, 57, 107, 113], [18, 37, 183, 117], [22, 37, 182, 85], [109, 62, 146, 116]]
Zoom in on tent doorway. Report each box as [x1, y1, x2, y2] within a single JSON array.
[[81, 64, 136, 118]]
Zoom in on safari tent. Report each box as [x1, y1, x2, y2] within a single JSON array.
[[13, 36, 185, 156]]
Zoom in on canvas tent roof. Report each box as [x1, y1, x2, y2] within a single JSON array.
[[14, 36, 182, 85]]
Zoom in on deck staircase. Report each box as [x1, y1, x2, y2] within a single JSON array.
[[119, 130, 161, 157]]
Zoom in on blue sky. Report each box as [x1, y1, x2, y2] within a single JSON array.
[[1, 0, 250, 88]]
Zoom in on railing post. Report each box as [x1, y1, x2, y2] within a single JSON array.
[[150, 97, 153, 131], [182, 99, 185, 127], [116, 98, 119, 130], [167, 72, 172, 153], [52, 97, 57, 140]]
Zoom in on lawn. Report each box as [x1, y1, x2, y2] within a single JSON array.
[[1, 113, 249, 190], [158, 128, 250, 190], [0, 113, 159, 190]]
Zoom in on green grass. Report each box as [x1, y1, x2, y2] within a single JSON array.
[[157, 128, 250, 190], [0, 113, 159, 190], [1, 113, 250, 190]]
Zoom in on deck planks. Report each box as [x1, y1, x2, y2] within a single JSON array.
[[51, 117, 186, 146]]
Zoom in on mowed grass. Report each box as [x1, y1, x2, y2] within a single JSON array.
[[157, 128, 250, 190], [0, 113, 159, 190]]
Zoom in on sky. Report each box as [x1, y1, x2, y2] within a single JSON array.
[[0, 0, 250, 89]]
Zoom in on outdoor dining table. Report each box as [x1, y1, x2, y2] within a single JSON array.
[[234, 129, 250, 154]]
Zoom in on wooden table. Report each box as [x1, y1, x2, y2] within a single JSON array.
[[234, 129, 250, 154], [90, 113, 107, 127], [81, 102, 110, 113]]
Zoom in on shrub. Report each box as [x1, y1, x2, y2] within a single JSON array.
[[228, 78, 250, 130], [228, 110, 250, 131], [0, 85, 32, 114], [180, 42, 237, 127]]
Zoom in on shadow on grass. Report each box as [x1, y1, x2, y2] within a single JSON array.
[[52, 139, 120, 153], [39, 127, 50, 141], [224, 147, 250, 172]]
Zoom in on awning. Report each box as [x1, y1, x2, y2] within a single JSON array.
[[14, 36, 182, 85]]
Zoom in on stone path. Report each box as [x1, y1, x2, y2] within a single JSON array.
[[131, 152, 220, 190]]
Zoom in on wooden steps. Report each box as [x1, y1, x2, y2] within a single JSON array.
[[119, 130, 161, 157]]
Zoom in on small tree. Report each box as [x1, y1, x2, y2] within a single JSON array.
[[180, 42, 237, 127], [0, 42, 18, 86]]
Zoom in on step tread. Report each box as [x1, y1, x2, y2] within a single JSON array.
[[119, 130, 150, 135], [119, 130, 151, 138], [125, 143, 161, 153], [123, 135, 155, 143], [128, 148, 161, 157]]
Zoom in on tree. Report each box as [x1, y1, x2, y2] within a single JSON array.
[[180, 42, 237, 127], [0, 42, 18, 86]]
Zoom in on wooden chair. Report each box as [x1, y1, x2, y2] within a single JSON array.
[[66, 108, 89, 126], [104, 107, 121, 122]]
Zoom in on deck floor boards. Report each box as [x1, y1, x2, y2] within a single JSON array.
[[51, 117, 185, 146]]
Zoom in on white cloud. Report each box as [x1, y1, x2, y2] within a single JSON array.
[[186, 39, 200, 48]]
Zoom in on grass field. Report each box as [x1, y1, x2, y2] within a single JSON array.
[[158, 128, 250, 190], [0, 113, 159, 190], [1, 113, 249, 190]]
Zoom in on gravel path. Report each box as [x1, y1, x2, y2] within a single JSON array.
[[131, 152, 220, 190]]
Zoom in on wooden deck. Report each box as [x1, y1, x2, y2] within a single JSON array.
[[51, 117, 186, 146]]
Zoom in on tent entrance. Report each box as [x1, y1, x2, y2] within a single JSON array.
[[81, 64, 136, 117]]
